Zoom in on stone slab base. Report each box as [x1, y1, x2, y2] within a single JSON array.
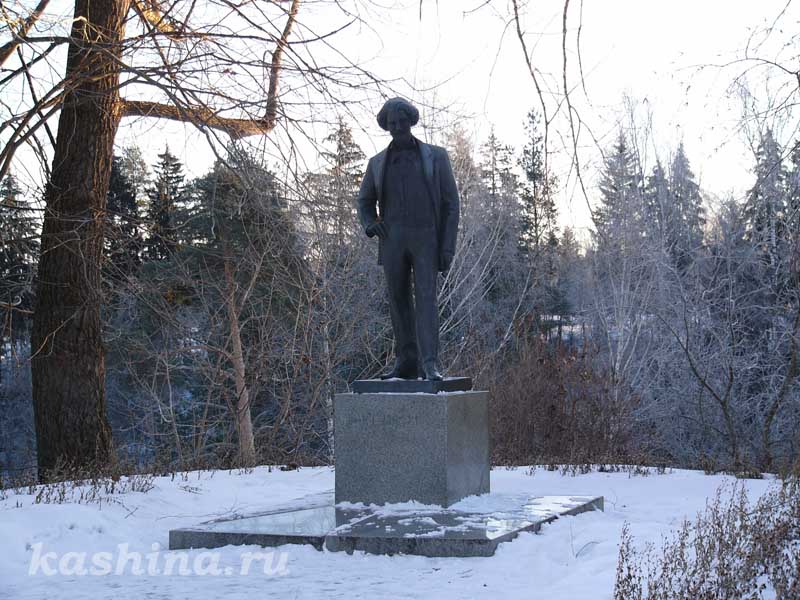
[[169, 493, 604, 558]]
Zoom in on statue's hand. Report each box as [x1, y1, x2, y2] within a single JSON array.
[[365, 221, 388, 239], [439, 252, 454, 272]]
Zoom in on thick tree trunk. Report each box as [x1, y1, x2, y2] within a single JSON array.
[[31, 0, 130, 478]]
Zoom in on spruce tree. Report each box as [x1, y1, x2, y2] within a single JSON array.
[[317, 117, 365, 242], [595, 132, 641, 254], [0, 174, 39, 316], [322, 117, 365, 182], [120, 145, 150, 211], [444, 124, 480, 215], [744, 128, 787, 271], [669, 142, 705, 270], [145, 147, 186, 261], [105, 155, 141, 278], [642, 146, 704, 271], [518, 110, 557, 254], [479, 126, 517, 215], [642, 159, 670, 244]]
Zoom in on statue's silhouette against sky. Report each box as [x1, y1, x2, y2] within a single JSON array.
[[358, 98, 460, 381]]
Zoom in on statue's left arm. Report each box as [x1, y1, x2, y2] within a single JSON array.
[[357, 158, 379, 234], [437, 148, 460, 271]]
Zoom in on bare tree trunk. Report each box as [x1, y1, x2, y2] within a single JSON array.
[[30, 0, 131, 478], [223, 240, 256, 465]]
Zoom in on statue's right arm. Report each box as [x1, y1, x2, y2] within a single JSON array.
[[357, 159, 379, 235]]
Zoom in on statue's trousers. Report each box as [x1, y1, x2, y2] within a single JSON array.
[[381, 223, 439, 370]]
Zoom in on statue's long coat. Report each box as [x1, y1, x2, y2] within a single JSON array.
[[357, 138, 460, 271]]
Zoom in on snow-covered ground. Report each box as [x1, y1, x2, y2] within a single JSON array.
[[0, 466, 775, 599]]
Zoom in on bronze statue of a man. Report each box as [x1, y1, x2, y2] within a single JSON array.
[[357, 98, 460, 381]]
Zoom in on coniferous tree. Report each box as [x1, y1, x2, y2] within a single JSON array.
[[445, 124, 480, 217], [669, 142, 705, 270], [105, 155, 142, 279], [550, 226, 581, 339], [518, 110, 557, 255], [0, 174, 38, 318], [642, 159, 670, 246], [744, 129, 787, 271], [145, 147, 186, 261], [306, 117, 365, 248], [322, 118, 365, 186], [120, 145, 150, 211], [479, 126, 517, 216], [642, 145, 704, 271], [512, 110, 563, 338], [477, 127, 520, 263], [741, 130, 796, 354], [595, 132, 641, 254]]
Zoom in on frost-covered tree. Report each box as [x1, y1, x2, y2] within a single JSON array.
[[641, 145, 704, 271], [586, 132, 656, 427], [304, 117, 365, 250], [744, 129, 787, 271], [120, 145, 151, 211], [668, 143, 705, 270], [479, 126, 517, 215], [444, 124, 480, 217], [595, 132, 642, 254], [642, 159, 670, 244]]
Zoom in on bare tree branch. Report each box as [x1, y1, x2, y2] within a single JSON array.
[[510, 0, 550, 173], [131, 0, 180, 37], [120, 99, 277, 138], [119, 0, 300, 138], [0, 0, 51, 68]]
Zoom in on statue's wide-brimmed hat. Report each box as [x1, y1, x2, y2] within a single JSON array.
[[377, 98, 419, 131]]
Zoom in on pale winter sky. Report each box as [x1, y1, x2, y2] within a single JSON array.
[[115, 0, 797, 237], [8, 0, 799, 236]]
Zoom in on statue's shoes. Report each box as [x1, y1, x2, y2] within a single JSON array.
[[421, 364, 443, 381], [379, 366, 419, 380]]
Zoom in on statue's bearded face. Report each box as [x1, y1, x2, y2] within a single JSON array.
[[386, 108, 412, 143]]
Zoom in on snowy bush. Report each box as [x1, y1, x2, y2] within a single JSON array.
[[614, 474, 800, 599]]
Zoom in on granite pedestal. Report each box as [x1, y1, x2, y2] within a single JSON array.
[[334, 387, 490, 507]]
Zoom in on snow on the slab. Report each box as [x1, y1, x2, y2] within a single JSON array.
[[0, 466, 775, 600], [396, 516, 438, 525]]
